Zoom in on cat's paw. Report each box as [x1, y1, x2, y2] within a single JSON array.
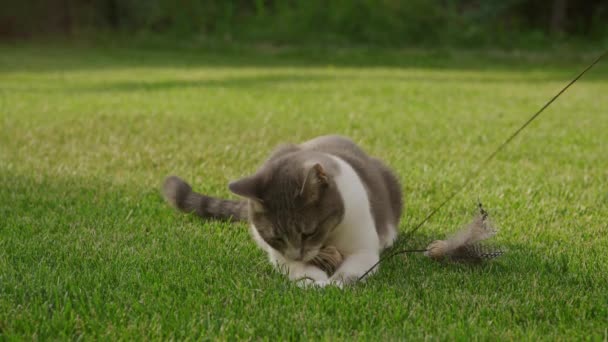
[[296, 278, 343, 289], [296, 277, 328, 289], [318, 279, 344, 289], [295, 277, 317, 288], [287, 264, 328, 282], [330, 272, 360, 285], [291, 264, 329, 289]]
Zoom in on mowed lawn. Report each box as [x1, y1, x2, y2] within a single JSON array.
[[1, 43, 607, 340]]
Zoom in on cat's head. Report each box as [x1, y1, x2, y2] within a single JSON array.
[[229, 156, 344, 262]]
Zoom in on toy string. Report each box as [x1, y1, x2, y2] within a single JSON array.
[[358, 50, 607, 282]]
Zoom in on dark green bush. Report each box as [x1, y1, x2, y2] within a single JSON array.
[[1, 0, 606, 46]]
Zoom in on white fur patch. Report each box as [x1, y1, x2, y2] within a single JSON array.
[[323, 156, 382, 285], [326, 156, 380, 254]]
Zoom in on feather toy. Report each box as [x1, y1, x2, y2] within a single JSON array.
[[424, 203, 503, 262], [312, 203, 503, 277]]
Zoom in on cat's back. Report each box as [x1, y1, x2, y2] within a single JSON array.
[[300, 135, 402, 247], [299, 135, 367, 159]]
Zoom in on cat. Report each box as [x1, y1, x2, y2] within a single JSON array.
[[162, 135, 403, 287]]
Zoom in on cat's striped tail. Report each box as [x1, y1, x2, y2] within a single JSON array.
[[162, 176, 248, 222]]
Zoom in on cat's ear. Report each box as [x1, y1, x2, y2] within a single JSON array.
[[229, 175, 264, 202], [299, 163, 329, 203]]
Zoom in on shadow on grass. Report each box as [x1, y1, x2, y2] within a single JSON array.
[[4, 70, 606, 95], [1, 43, 607, 82], [0, 73, 322, 94], [82, 72, 607, 94]]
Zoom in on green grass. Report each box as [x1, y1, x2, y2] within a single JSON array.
[[1, 42, 607, 340]]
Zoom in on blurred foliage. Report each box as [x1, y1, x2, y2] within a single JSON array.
[[1, 0, 607, 46]]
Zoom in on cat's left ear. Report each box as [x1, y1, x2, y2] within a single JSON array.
[[299, 163, 329, 203], [229, 175, 264, 202]]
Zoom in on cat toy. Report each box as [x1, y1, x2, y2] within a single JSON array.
[[311, 202, 503, 276], [424, 202, 503, 262], [311, 50, 607, 280]]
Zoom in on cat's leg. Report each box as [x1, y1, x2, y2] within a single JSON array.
[[268, 250, 329, 285], [285, 261, 330, 288], [327, 250, 380, 287]]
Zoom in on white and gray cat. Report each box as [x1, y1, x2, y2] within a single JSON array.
[[163, 135, 402, 287]]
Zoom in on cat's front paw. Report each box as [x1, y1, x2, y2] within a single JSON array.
[[317, 279, 344, 289], [295, 277, 331, 288], [296, 278, 343, 289], [330, 272, 361, 285], [287, 264, 328, 282], [295, 277, 319, 288]]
